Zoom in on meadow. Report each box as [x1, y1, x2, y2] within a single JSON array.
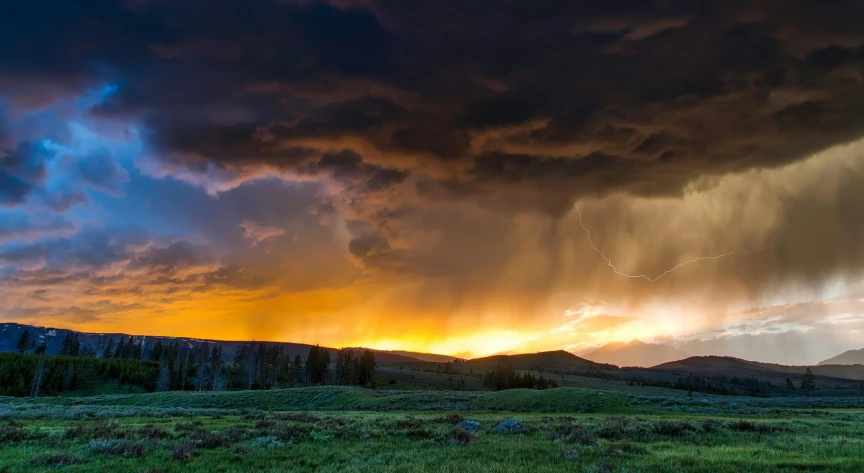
[[1, 387, 863, 472]]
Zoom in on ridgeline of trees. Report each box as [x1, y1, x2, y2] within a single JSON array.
[[482, 365, 558, 391], [2, 334, 377, 398]]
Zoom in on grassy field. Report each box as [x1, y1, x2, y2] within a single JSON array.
[[1, 387, 863, 472]]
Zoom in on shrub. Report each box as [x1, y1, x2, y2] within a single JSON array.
[[89, 421, 127, 440], [251, 435, 285, 449], [64, 424, 87, 440], [175, 420, 205, 434], [138, 424, 172, 440], [30, 453, 86, 467], [85, 439, 148, 458], [255, 420, 276, 429], [437, 413, 465, 425], [593, 462, 617, 473], [604, 442, 648, 455], [596, 417, 634, 439], [171, 441, 196, 460], [0, 422, 28, 443], [725, 420, 779, 434], [652, 420, 697, 437], [447, 426, 475, 445], [189, 430, 233, 449], [405, 427, 435, 440], [547, 419, 597, 446], [275, 412, 320, 423], [219, 425, 252, 443], [310, 430, 334, 442]]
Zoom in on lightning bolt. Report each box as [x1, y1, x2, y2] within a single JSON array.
[[574, 205, 763, 282]]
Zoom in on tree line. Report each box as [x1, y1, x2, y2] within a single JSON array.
[[482, 365, 558, 391], [6, 330, 377, 397]]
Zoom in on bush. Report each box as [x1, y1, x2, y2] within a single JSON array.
[[64, 424, 87, 440], [596, 417, 635, 440], [90, 421, 127, 440], [652, 420, 697, 437], [138, 424, 172, 440], [447, 426, 475, 445], [0, 422, 28, 443], [547, 419, 597, 446], [251, 435, 285, 449], [175, 420, 205, 434], [405, 427, 435, 440], [188, 430, 233, 449], [255, 420, 276, 429], [30, 453, 86, 467], [310, 430, 334, 442], [275, 412, 320, 423], [725, 420, 780, 434], [593, 462, 617, 473], [171, 441, 196, 460], [85, 439, 148, 458], [437, 413, 465, 425], [219, 425, 252, 443], [604, 442, 648, 455]]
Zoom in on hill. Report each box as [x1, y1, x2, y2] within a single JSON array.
[[0, 323, 421, 364], [583, 340, 688, 367], [819, 348, 864, 366], [461, 350, 616, 373], [650, 356, 864, 381], [376, 350, 459, 363]]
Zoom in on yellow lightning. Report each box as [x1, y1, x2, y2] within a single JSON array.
[[574, 205, 763, 282]]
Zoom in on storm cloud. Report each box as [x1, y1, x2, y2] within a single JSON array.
[[1, 0, 863, 359]]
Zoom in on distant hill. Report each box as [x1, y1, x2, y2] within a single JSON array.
[[462, 350, 616, 372], [583, 340, 688, 367], [650, 355, 864, 381], [819, 348, 864, 366], [0, 323, 422, 364], [378, 350, 459, 363]]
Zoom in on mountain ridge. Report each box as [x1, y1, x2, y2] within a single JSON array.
[[0, 322, 424, 363], [819, 348, 864, 366]]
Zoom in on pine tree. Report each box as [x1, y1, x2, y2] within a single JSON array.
[[15, 330, 30, 354], [785, 377, 796, 395], [113, 338, 125, 359], [358, 349, 376, 387], [102, 338, 114, 359], [799, 368, 817, 395]]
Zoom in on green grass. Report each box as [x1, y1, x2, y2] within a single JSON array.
[[1, 387, 863, 472], [3, 386, 627, 413]]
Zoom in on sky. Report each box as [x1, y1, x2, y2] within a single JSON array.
[[1, 0, 864, 364]]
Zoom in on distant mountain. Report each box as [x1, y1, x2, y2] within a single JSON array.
[[463, 350, 616, 372], [582, 340, 688, 367], [675, 332, 850, 366], [0, 322, 422, 363], [650, 355, 864, 381], [819, 349, 864, 366], [379, 350, 459, 363]]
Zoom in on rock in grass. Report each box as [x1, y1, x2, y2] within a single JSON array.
[[457, 420, 481, 433], [563, 449, 579, 461], [493, 420, 526, 433]]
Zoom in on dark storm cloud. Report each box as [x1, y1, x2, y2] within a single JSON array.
[[4, 0, 864, 286], [0, 142, 48, 206]]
